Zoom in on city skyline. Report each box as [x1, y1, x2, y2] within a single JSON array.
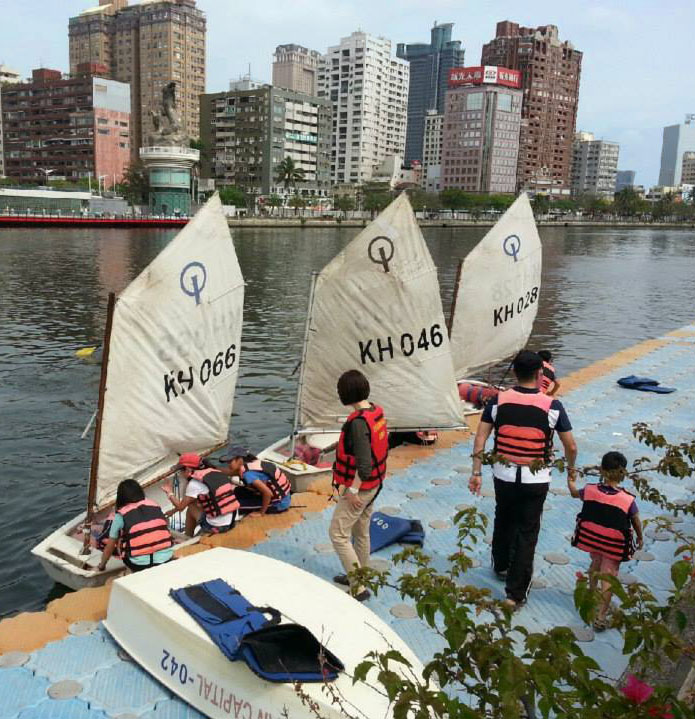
[[2, 0, 690, 187]]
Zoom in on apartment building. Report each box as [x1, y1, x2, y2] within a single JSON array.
[[421, 110, 443, 193], [570, 131, 619, 197], [0, 64, 22, 177]]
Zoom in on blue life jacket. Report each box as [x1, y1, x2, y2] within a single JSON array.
[[171, 579, 343, 683], [370, 512, 425, 553], [617, 375, 675, 393]]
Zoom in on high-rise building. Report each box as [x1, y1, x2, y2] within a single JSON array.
[[658, 115, 695, 186], [69, 0, 206, 156], [396, 22, 464, 166], [422, 110, 443, 193], [272, 45, 321, 96], [570, 131, 619, 197], [1, 66, 130, 186], [481, 22, 582, 195], [615, 170, 636, 193], [441, 66, 522, 194], [318, 31, 409, 185], [200, 85, 331, 198], [681, 152, 695, 186], [0, 64, 21, 178]]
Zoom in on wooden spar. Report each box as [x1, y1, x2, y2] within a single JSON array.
[[446, 258, 464, 338], [290, 272, 318, 456], [82, 292, 116, 553]]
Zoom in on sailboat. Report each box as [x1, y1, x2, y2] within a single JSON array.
[[32, 194, 245, 590], [448, 193, 542, 412], [259, 193, 463, 491]]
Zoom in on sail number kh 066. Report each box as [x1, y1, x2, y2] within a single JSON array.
[[164, 343, 237, 402], [359, 324, 443, 364], [493, 287, 539, 327]]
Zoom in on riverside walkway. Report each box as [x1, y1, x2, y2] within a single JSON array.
[[1, 324, 694, 717]]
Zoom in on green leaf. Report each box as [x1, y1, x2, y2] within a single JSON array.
[[352, 660, 373, 684], [675, 609, 688, 632], [671, 560, 690, 590]]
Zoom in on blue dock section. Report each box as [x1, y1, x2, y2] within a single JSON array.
[[2, 325, 694, 717]]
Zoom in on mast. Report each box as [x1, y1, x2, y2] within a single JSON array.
[[290, 271, 318, 455], [446, 258, 464, 338], [81, 291, 116, 554]]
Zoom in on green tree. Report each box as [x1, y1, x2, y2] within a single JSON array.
[[363, 191, 391, 218], [531, 193, 550, 216], [288, 193, 306, 216], [218, 185, 246, 208], [266, 194, 283, 216], [652, 193, 675, 221], [275, 156, 306, 193], [333, 195, 355, 219], [440, 188, 467, 213], [118, 161, 150, 207], [613, 188, 642, 217]]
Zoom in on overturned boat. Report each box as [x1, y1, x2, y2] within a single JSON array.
[[32, 195, 245, 589], [260, 193, 463, 491]]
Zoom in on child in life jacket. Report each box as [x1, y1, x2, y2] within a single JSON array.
[[96, 479, 174, 573], [537, 350, 560, 396], [568, 451, 643, 631]]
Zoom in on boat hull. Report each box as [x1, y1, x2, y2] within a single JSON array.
[[104, 547, 425, 719]]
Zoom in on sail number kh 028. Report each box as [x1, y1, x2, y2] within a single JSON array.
[[493, 286, 539, 327], [359, 324, 444, 364], [164, 343, 237, 402]]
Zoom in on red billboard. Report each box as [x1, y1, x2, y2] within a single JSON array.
[[448, 65, 521, 89]]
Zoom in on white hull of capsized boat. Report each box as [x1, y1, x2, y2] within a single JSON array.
[[104, 547, 425, 719], [258, 432, 340, 492], [31, 483, 199, 591]]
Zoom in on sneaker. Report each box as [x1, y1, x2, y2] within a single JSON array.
[[494, 568, 508, 580], [333, 574, 349, 586], [502, 597, 524, 611], [353, 589, 371, 602]]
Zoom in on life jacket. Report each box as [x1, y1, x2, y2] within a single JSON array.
[[539, 361, 556, 394], [332, 404, 388, 490], [369, 512, 425, 553], [242, 459, 291, 502], [193, 468, 240, 518], [458, 382, 499, 408], [493, 389, 553, 466], [170, 579, 344, 682], [117, 499, 173, 558], [572, 484, 635, 561]]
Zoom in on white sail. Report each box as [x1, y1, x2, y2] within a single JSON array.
[[449, 193, 542, 379], [298, 193, 461, 431], [94, 194, 244, 510]]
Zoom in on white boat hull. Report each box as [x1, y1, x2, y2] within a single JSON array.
[[104, 547, 426, 719]]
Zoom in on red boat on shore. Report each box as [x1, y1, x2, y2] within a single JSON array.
[[0, 215, 188, 228]]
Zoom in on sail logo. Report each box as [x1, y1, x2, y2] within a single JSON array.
[[503, 235, 521, 262], [180, 261, 207, 305], [368, 236, 394, 273]]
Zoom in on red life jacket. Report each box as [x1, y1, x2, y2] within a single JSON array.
[[572, 484, 635, 561], [458, 382, 499, 408], [118, 498, 173, 558], [242, 459, 291, 502], [333, 404, 388, 491], [539, 361, 556, 394], [493, 389, 553, 466], [193, 468, 240, 518]]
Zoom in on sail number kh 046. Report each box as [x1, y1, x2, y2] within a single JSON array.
[[359, 324, 444, 364], [164, 343, 237, 402], [493, 287, 539, 327]]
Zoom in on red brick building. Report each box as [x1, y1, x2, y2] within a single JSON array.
[[481, 22, 582, 196], [1, 64, 130, 187]]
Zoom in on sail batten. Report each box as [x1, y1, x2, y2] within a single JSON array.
[[449, 194, 542, 379], [94, 194, 244, 511], [297, 193, 461, 431]]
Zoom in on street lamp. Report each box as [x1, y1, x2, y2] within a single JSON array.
[[38, 167, 55, 186], [98, 175, 108, 196]]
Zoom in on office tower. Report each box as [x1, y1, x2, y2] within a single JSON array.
[[681, 152, 695, 186], [1, 66, 130, 186], [69, 0, 205, 155], [482, 21, 582, 195], [396, 22, 464, 166], [422, 110, 443, 192], [442, 66, 522, 193], [0, 64, 21, 177], [272, 45, 321, 96], [570, 132, 619, 197], [318, 31, 409, 185], [658, 115, 695, 186], [200, 85, 331, 198], [615, 170, 636, 192]]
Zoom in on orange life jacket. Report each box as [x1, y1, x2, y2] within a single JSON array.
[[539, 361, 556, 394], [193, 467, 240, 518], [572, 484, 635, 561], [242, 459, 291, 502], [493, 389, 553, 466], [118, 498, 173, 558], [333, 404, 388, 491]]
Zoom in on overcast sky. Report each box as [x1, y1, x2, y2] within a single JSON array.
[[2, 0, 691, 187]]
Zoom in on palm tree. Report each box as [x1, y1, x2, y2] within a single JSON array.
[[275, 157, 306, 195]]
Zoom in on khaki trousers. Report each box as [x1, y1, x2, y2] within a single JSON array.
[[328, 487, 379, 589]]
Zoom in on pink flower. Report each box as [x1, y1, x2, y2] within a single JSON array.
[[683, 554, 692, 562], [575, 571, 586, 580], [621, 674, 654, 704], [648, 705, 674, 719]]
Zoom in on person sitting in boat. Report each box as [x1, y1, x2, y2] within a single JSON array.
[[537, 350, 560, 396], [218, 445, 292, 517], [96, 479, 174, 573], [163, 453, 239, 536]]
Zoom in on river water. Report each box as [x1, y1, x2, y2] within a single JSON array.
[[0, 224, 694, 616]]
